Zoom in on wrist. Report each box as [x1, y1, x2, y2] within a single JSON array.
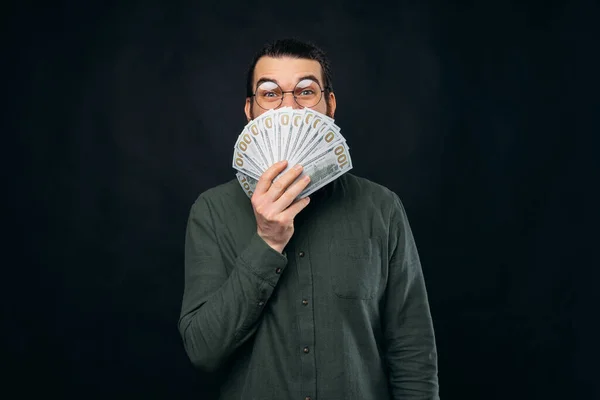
[[257, 233, 285, 253]]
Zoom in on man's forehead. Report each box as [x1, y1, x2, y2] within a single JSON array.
[[254, 56, 324, 85]]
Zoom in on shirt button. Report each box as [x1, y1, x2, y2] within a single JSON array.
[[258, 300, 265, 306], [305, 397, 312, 400], [298, 251, 305, 257], [303, 346, 310, 354], [302, 299, 308, 306], [275, 267, 282, 274]]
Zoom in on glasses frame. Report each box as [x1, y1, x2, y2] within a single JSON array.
[[251, 79, 331, 110]]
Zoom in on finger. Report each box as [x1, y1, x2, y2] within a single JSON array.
[[254, 161, 288, 195], [280, 196, 311, 220], [273, 174, 311, 212], [266, 164, 304, 201]]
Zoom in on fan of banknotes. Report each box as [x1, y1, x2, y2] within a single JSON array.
[[232, 107, 352, 199]]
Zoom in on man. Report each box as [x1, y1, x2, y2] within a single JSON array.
[[178, 38, 440, 399]]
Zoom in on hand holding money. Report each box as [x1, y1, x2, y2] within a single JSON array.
[[252, 161, 312, 253], [233, 107, 353, 200]]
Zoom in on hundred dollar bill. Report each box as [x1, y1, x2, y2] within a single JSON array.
[[286, 109, 314, 161], [236, 171, 258, 198], [297, 140, 352, 198], [271, 139, 352, 197], [245, 117, 272, 168], [258, 109, 277, 165], [275, 107, 293, 162], [232, 127, 268, 177], [287, 109, 330, 166], [234, 108, 352, 199], [282, 109, 306, 163], [236, 142, 352, 199], [291, 121, 344, 167], [236, 140, 353, 199], [232, 152, 262, 181]]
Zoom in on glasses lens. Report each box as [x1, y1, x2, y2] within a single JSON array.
[[294, 79, 322, 107], [255, 81, 282, 109]]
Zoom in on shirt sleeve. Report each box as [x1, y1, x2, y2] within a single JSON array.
[[178, 195, 288, 373], [384, 194, 440, 399]]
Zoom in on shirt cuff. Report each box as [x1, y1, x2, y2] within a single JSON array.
[[239, 233, 288, 287]]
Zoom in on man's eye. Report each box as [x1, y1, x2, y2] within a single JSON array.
[[299, 89, 315, 96], [263, 92, 278, 98]]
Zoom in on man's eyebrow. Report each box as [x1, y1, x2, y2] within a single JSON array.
[[296, 75, 323, 86], [255, 77, 279, 88]]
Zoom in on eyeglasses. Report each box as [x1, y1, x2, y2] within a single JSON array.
[[251, 78, 328, 110]]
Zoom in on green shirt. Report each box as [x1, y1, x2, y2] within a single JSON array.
[[178, 173, 439, 400]]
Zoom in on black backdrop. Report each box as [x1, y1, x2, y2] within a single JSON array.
[[6, 0, 599, 399]]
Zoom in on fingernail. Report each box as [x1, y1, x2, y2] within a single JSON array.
[[294, 164, 303, 170]]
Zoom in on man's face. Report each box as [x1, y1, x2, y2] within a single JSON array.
[[245, 56, 336, 121]]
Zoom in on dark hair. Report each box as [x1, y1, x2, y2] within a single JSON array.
[[245, 38, 333, 98]]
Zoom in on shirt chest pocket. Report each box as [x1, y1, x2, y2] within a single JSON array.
[[328, 237, 382, 300]]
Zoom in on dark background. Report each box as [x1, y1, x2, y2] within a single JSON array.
[[6, 0, 599, 399]]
